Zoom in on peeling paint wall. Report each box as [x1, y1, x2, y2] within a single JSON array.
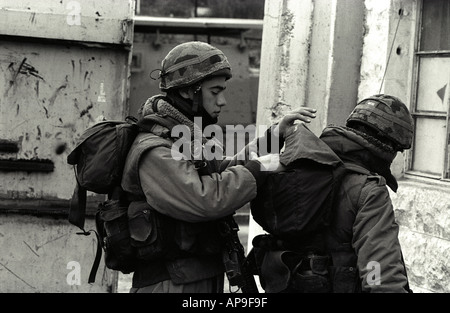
[[0, 0, 134, 45], [256, 0, 314, 129], [358, 0, 391, 100], [307, 0, 365, 132], [257, 0, 364, 135], [0, 214, 117, 292], [0, 41, 131, 200], [0, 1, 134, 201], [0, 0, 134, 292]]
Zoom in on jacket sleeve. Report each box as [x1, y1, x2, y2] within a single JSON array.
[[352, 179, 410, 293], [138, 145, 263, 223]]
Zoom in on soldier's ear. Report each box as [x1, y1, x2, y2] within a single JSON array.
[[178, 87, 194, 100]]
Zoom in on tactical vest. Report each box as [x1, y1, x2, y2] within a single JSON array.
[[121, 131, 225, 284]]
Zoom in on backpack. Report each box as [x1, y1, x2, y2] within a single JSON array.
[[67, 116, 147, 283], [250, 124, 360, 240], [249, 124, 371, 293]]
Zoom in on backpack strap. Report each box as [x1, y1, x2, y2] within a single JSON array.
[[75, 228, 102, 284], [344, 163, 388, 188], [68, 179, 102, 284], [343, 163, 372, 176], [69, 180, 87, 231]]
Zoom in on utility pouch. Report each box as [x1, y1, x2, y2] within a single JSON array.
[[128, 201, 167, 261], [96, 200, 137, 274]]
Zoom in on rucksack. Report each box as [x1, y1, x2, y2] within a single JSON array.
[[67, 114, 181, 283], [67, 116, 139, 228], [67, 116, 147, 283], [250, 123, 368, 241], [249, 124, 371, 293]]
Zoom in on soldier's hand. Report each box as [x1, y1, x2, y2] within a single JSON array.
[[250, 152, 286, 172], [274, 107, 317, 138]]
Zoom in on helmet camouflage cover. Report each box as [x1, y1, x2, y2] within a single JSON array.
[[159, 41, 232, 91], [346, 94, 414, 150]]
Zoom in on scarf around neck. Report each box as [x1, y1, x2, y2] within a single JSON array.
[[139, 95, 224, 157], [320, 125, 399, 192]]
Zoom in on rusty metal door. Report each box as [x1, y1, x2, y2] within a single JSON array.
[[0, 0, 134, 292]]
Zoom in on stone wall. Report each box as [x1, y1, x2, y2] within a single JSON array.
[[391, 179, 450, 293]]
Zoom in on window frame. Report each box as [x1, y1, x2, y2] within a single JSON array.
[[408, 0, 450, 181]]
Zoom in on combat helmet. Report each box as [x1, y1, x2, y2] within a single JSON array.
[[159, 41, 232, 91], [346, 94, 414, 150]]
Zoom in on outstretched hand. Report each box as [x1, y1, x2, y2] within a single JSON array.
[[274, 107, 317, 138]]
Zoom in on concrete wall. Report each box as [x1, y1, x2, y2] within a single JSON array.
[[391, 179, 450, 293], [256, 0, 314, 131], [253, 0, 450, 293], [256, 0, 364, 135]]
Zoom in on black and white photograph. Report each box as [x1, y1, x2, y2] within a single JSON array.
[[0, 0, 449, 301]]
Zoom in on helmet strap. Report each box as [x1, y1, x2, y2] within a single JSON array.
[[192, 84, 203, 115]]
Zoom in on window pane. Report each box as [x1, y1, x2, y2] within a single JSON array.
[[412, 117, 447, 175], [416, 57, 450, 112], [420, 0, 450, 51]]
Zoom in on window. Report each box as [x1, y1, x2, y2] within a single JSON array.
[[411, 0, 450, 179]]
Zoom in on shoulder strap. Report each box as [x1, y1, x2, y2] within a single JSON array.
[[343, 163, 372, 176], [137, 114, 180, 139]]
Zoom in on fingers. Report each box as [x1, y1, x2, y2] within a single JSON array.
[[288, 113, 312, 124], [299, 107, 317, 117], [284, 108, 317, 124]]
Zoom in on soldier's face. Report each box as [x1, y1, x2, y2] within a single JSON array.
[[200, 76, 228, 119]]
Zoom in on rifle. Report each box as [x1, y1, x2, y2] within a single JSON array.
[[219, 216, 259, 293]]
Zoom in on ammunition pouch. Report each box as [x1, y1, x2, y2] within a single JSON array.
[[128, 201, 222, 261], [96, 200, 137, 274], [128, 201, 172, 261]]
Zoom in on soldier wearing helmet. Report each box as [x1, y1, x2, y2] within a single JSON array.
[[316, 94, 414, 292], [246, 94, 413, 294], [121, 41, 316, 293]]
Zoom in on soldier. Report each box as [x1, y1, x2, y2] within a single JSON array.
[[120, 41, 316, 293], [253, 94, 414, 293], [319, 94, 414, 292]]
